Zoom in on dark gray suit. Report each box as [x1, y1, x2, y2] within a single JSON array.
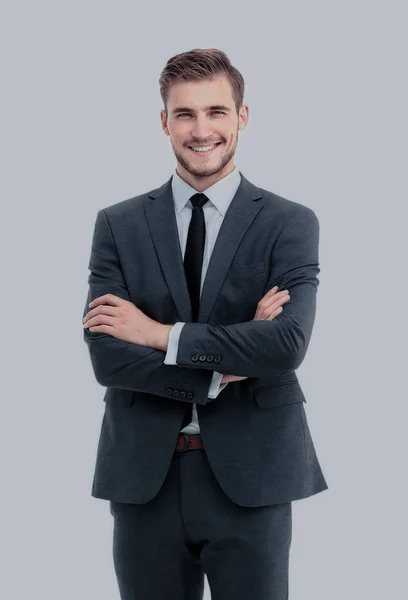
[[83, 172, 328, 598]]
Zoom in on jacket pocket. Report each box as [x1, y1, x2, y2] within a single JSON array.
[[103, 387, 134, 408], [253, 381, 306, 409]]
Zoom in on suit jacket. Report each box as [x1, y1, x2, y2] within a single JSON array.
[[83, 172, 329, 507]]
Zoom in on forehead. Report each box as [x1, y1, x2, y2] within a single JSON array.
[[167, 76, 234, 110]]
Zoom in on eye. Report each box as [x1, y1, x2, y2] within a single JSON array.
[[176, 111, 226, 118]]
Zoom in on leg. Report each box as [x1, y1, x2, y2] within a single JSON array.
[[110, 458, 205, 600], [201, 500, 291, 600], [182, 450, 292, 600]]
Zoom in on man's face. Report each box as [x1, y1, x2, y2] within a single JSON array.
[[161, 76, 248, 186]]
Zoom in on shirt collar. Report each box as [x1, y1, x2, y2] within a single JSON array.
[[171, 166, 241, 217]]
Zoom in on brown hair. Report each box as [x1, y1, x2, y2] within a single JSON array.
[[159, 48, 245, 117]]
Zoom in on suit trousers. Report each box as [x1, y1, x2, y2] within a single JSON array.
[[109, 447, 292, 600]]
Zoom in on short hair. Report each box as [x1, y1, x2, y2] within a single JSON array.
[[159, 48, 245, 116]]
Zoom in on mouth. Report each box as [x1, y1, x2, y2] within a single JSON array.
[[187, 142, 223, 156]]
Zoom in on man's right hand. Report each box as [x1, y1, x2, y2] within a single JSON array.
[[220, 286, 291, 384]]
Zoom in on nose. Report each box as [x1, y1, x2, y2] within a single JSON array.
[[190, 115, 213, 140]]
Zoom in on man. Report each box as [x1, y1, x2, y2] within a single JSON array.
[[82, 48, 328, 600]]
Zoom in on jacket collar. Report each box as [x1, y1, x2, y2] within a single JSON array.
[[144, 171, 264, 323]]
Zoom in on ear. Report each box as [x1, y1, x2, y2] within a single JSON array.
[[238, 105, 249, 131], [160, 109, 169, 135]]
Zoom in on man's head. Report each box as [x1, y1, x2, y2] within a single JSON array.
[[159, 49, 248, 191]]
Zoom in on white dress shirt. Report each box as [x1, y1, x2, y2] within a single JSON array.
[[164, 166, 242, 433]]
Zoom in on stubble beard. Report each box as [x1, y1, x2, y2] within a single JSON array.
[[171, 134, 238, 179]]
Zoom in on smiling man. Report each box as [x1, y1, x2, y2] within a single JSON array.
[[164, 76, 244, 191], [82, 48, 328, 600]]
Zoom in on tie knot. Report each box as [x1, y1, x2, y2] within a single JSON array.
[[189, 192, 209, 209]]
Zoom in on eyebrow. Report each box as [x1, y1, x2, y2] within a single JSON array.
[[171, 105, 232, 115]]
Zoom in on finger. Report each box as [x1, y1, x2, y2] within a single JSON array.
[[83, 315, 116, 329], [86, 324, 116, 334], [257, 286, 279, 307], [254, 289, 289, 321], [267, 307, 283, 320], [260, 288, 289, 308], [88, 294, 125, 308], [264, 293, 290, 312], [263, 285, 279, 299], [83, 305, 116, 323], [264, 295, 290, 319]]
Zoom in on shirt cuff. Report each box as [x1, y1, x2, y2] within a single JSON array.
[[208, 371, 229, 398], [164, 322, 185, 365]]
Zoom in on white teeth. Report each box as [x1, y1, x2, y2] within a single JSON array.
[[190, 144, 218, 152]]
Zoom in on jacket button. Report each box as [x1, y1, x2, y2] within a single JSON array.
[[214, 356, 221, 363], [173, 389, 179, 396], [191, 354, 198, 362], [167, 388, 173, 395], [207, 355, 214, 362], [199, 355, 206, 361], [187, 392, 193, 399], [179, 391, 186, 398]]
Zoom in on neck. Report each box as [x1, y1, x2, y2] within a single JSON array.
[[176, 161, 235, 192]]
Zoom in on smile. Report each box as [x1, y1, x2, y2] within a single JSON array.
[[188, 142, 222, 156]]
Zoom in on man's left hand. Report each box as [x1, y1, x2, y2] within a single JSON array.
[[82, 294, 171, 351]]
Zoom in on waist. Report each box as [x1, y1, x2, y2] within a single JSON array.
[[174, 433, 204, 453]]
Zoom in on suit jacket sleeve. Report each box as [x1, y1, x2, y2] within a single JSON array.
[[164, 323, 229, 397], [174, 205, 320, 378], [82, 209, 214, 405]]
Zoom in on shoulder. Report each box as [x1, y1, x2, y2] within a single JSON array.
[[261, 187, 317, 218], [242, 173, 317, 222], [252, 184, 319, 237], [100, 187, 154, 220]]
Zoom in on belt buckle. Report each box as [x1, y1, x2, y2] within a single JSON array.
[[179, 433, 190, 452]]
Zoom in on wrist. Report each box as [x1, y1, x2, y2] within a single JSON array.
[[154, 324, 172, 352]]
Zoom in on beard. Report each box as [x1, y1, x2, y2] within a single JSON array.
[[171, 133, 238, 178]]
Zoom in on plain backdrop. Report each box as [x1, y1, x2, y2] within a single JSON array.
[[1, 1, 406, 599]]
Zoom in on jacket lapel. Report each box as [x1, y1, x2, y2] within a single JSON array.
[[144, 171, 264, 323]]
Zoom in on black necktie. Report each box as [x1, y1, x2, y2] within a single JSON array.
[[180, 192, 209, 430]]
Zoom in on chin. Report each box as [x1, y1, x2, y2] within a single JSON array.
[[191, 165, 224, 178]]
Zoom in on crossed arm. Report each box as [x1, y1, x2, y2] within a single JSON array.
[[82, 205, 320, 402]]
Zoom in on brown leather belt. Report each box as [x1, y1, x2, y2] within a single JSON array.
[[174, 433, 204, 453]]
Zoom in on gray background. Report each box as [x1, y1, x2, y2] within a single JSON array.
[[1, 0, 406, 598]]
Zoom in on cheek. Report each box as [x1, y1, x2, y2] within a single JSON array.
[[226, 129, 235, 144], [224, 134, 233, 149], [169, 124, 185, 141]]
